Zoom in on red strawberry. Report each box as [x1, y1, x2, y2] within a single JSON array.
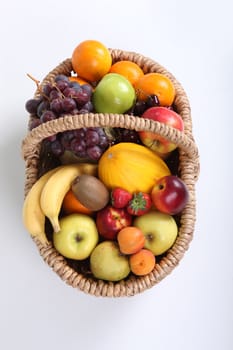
[[127, 192, 152, 216], [111, 188, 133, 208]]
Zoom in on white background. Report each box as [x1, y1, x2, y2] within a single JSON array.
[[0, 0, 232, 349]]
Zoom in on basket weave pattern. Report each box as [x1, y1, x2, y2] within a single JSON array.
[[22, 49, 199, 297]]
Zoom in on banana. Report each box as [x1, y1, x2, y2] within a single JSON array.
[[40, 163, 97, 233], [22, 167, 61, 245]]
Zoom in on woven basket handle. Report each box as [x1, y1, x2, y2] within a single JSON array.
[[21, 113, 200, 179]]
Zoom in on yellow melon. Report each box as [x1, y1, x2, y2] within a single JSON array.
[[98, 142, 171, 194]]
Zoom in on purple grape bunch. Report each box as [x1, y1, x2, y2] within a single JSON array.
[[51, 127, 110, 161], [129, 94, 160, 116], [114, 128, 142, 145], [25, 74, 111, 161], [25, 74, 93, 129]]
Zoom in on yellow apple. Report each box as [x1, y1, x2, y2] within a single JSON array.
[[53, 213, 98, 260], [133, 210, 178, 255]]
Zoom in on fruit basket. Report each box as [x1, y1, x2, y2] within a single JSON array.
[[21, 43, 199, 297]]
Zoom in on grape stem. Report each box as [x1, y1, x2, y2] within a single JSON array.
[[52, 82, 66, 99], [26, 73, 50, 101], [27, 73, 40, 88]]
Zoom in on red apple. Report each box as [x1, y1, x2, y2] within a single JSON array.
[[96, 205, 132, 240], [151, 175, 189, 215], [139, 107, 184, 155]]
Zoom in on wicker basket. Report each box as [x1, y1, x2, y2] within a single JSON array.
[[21, 49, 199, 297]]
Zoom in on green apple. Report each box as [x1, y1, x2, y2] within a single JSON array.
[[133, 211, 178, 255], [90, 241, 130, 281], [92, 73, 136, 113], [53, 214, 98, 260]]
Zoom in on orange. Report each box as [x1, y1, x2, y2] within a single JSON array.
[[69, 76, 91, 86], [62, 190, 93, 216], [129, 249, 156, 276], [134, 73, 175, 106], [117, 226, 145, 255], [71, 40, 112, 82], [109, 60, 144, 86]]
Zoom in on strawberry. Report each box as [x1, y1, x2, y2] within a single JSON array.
[[127, 192, 152, 216], [111, 188, 133, 208]]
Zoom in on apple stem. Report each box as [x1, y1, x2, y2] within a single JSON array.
[[75, 234, 83, 243], [146, 233, 154, 242]]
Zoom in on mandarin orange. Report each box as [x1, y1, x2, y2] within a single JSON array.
[[134, 73, 175, 106], [71, 40, 112, 82], [109, 60, 144, 86]]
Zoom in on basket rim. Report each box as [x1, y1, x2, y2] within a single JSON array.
[[35, 49, 193, 134], [22, 113, 199, 173]]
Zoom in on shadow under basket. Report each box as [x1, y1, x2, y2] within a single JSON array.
[[21, 49, 200, 297]]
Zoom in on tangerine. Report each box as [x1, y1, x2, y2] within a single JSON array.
[[69, 76, 92, 86], [71, 40, 112, 82], [134, 73, 175, 106], [109, 60, 144, 86], [62, 190, 93, 216]]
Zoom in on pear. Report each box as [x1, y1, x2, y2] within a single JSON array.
[[90, 241, 130, 282]]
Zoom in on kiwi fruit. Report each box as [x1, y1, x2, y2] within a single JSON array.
[[72, 174, 109, 211]]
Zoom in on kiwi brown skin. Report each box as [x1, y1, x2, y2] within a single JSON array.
[[71, 174, 110, 211]]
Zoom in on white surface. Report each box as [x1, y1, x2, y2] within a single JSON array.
[[0, 1, 232, 349]]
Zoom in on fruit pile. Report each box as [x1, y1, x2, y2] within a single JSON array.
[[23, 40, 189, 282]]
